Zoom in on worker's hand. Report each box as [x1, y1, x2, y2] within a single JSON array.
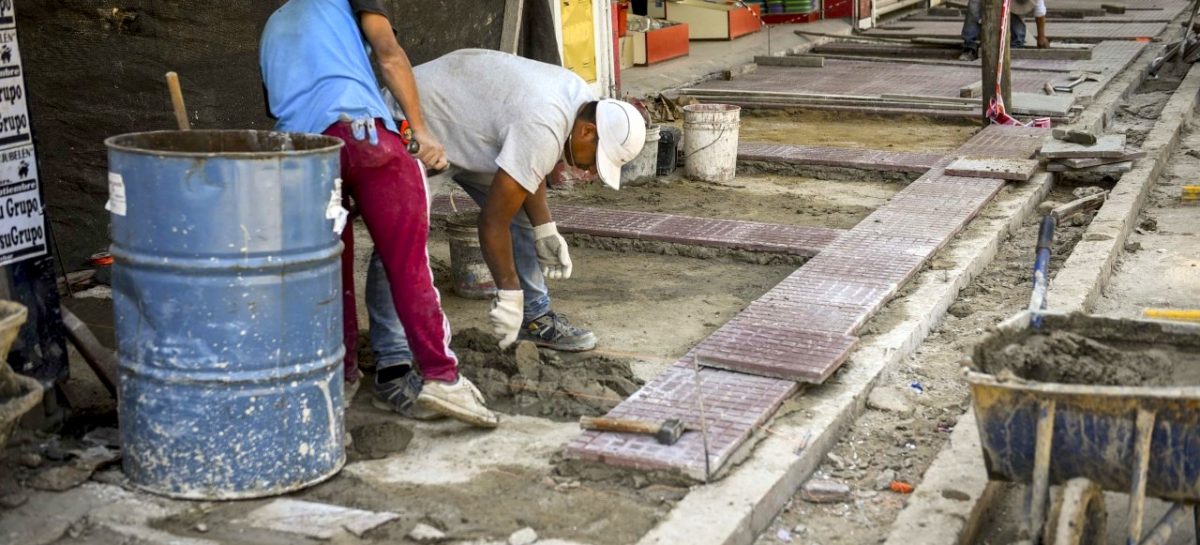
[[489, 289, 524, 349], [533, 222, 573, 280], [1037, 36, 1050, 49], [413, 129, 449, 171]]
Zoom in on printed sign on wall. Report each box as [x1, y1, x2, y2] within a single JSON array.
[[0, 1, 47, 267]]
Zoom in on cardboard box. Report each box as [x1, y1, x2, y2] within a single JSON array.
[[629, 22, 689, 65], [664, 0, 761, 40]]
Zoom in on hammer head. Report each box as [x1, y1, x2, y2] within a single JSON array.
[[655, 419, 686, 445]]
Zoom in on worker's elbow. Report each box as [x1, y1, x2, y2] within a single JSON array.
[[377, 47, 413, 74]]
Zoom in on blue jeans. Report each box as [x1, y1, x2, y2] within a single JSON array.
[[367, 170, 552, 370], [962, 0, 1027, 52]]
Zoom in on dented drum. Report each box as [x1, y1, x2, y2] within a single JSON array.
[[104, 130, 346, 499]]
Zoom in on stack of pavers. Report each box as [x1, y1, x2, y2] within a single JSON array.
[[564, 125, 1050, 481], [1040, 129, 1144, 176]]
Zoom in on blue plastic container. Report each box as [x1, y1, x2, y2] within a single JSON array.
[[105, 130, 346, 499]]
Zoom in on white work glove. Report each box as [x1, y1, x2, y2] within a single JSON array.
[[489, 289, 524, 349], [533, 222, 573, 280]]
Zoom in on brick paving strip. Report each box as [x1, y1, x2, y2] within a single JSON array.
[[737, 142, 943, 175], [565, 125, 1048, 480], [429, 196, 842, 257]]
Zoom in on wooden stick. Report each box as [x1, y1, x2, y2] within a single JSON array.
[[165, 71, 190, 131], [1050, 191, 1108, 221], [1143, 308, 1200, 323], [579, 416, 660, 435]]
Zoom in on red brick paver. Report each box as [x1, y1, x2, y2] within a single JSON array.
[[564, 358, 797, 481], [738, 142, 943, 174], [430, 196, 841, 257]]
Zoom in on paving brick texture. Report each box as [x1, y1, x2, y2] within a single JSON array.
[[864, 20, 1168, 42], [566, 124, 1048, 479], [564, 358, 797, 481], [430, 196, 840, 257], [738, 142, 943, 173]]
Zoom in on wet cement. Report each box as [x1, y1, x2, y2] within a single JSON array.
[[981, 330, 1192, 387], [550, 175, 895, 229], [452, 329, 643, 421], [736, 111, 977, 153], [350, 422, 414, 461]]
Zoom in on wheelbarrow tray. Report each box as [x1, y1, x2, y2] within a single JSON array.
[[965, 311, 1200, 504]]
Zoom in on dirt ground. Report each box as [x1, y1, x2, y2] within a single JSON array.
[[736, 111, 977, 152], [753, 184, 1093, 545], [548, 174, 898, 229]]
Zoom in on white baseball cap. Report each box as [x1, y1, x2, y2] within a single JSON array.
[[595, 99, 647, 190], [1011, 0, 1036, 15]]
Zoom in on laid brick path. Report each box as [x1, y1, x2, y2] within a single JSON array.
[[565, 125, 1049, 480], [864, 20, 1168, 42], [565, 357, 797, 481], [430, 196, 841, 257], [738, 142, 943, 174]]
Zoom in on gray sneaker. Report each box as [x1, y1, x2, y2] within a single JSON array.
[[372, 365, 445, 421], [958, 49, 978, 62], [518, 311, 597, 352]]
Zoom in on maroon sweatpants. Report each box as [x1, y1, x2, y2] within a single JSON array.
[[324, 119, 459, 384]]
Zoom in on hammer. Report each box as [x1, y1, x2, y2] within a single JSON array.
[[579, 416, 686, 445]]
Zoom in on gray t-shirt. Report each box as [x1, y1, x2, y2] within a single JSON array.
[[385, 49, 597, 194]]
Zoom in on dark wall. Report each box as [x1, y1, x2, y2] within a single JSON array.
[[19, 0, 522, 271]]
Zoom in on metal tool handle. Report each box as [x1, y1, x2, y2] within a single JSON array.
[[579, 416, 660, 435]]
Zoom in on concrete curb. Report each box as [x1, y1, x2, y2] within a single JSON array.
[[1050, 63, 1200, 312], [637, 172, 1053, 545], [882, 410, 995, 545]]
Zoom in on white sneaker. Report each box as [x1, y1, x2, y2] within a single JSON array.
[[418, 377, 499, 428]]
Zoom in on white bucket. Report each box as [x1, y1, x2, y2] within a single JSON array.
[[620, 124, 661, 186], [683, 104, 740, 184]]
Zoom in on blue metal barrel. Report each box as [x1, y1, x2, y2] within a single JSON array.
[[105, 130, 346, 499]]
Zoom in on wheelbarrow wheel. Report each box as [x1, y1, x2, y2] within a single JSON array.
[[1045, 478, 1107, 545]]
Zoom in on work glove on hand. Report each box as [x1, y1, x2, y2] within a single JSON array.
[[533, 222, 573, 280], [489, 289, 524, 349], [413, 129, 449, 171]]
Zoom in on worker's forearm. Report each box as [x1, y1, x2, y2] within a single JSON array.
[[378, 55, 430, 134], [522, 182, 553, 227], [480, 212, 521, 291]]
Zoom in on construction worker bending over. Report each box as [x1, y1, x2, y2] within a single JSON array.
[[365, 49, 647, 415], [260, 1, 497, 427], [960, 0, 1049, 61]]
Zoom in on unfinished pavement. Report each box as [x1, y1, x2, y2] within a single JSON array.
[[877, 35, 1200, 545]]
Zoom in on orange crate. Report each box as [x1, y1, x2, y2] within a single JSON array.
[[631, 22, 690, 65]]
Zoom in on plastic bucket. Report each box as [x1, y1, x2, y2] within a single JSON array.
[[105, 130, 346, 499], [620, 124, 661, 186], [0, 302, 42, 450], [683, 104, 741, 184], [446, 212, 496, 300]]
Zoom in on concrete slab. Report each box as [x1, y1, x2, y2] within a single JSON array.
[[1045, 160, 1134, 173], [1039, 134, 1128, 158], [945, 157, 1040, 181], [1060, 150, 1147, 167], [1012, 92, 1077, 117], [864, 20, 1168, 42], [237, 498, 399, 539], [755, 55, 825, 67]]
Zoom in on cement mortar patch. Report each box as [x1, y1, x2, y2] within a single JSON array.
[[737, 160, 922, 184], [637, 174, 1052, 545], [1050, 63, 1200, 312]]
